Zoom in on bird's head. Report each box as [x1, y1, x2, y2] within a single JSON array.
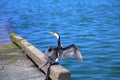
[[49, 32, 60, 40]]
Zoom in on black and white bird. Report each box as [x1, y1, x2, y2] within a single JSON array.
[[44, 32, 83, 65], [40, 32, 83, 80]]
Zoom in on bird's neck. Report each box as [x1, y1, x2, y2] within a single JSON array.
[[57, 37, 62, 48]]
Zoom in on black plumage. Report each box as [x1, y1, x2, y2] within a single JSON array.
[[44, 32, 83, 65], [40, 32, 83, 80]]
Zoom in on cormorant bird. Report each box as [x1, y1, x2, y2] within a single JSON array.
[[45, 32, 82, 64], [40, 32, 83, 80]]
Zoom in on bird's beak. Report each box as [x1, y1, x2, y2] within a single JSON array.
[[49, 32, 59, 39], [49, 32, 54, 35], [49, 32, 55, 36]]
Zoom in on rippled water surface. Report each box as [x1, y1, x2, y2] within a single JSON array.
[[0, 0, 120, 80]]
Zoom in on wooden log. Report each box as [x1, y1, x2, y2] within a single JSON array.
[[10, 32, 71, 80]]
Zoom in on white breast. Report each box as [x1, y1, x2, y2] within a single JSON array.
[[55, 58, 58, 62]]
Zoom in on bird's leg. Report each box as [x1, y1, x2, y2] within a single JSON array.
[[45, 63, 52, 80], [45, 62, 59, 80]]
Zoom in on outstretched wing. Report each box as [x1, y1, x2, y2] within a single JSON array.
[[62, 44, 82, 61]]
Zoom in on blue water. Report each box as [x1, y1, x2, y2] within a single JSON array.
[[0, 0, 120, 80]]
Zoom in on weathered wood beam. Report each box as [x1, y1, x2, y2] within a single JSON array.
[[10, 32, 71, 80]]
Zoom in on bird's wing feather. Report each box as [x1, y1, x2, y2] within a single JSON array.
[[62, 44, 82, 61], [45, 46, 52, 55], [44, 46, 51, 58], [44, 46, 58, 63]]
